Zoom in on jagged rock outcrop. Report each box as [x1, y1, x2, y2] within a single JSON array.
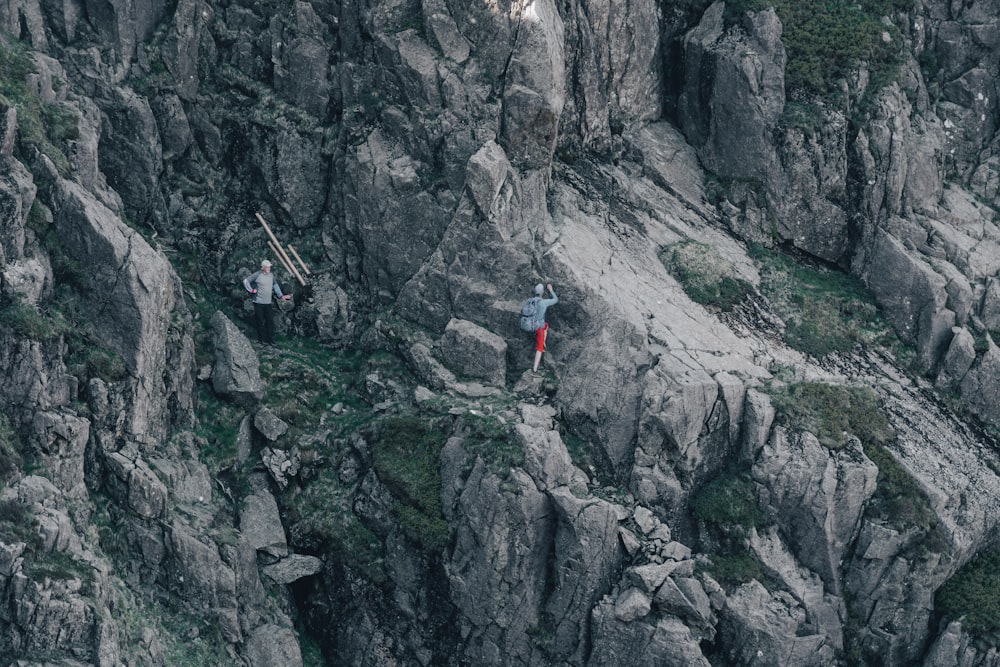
[[6, 0, 1000, 664]]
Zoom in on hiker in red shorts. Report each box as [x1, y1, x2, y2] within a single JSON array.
[[530, 283, 558, 372]]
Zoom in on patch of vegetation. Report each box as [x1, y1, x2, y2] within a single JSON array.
[[769, 382, 895, 450], [752, 244, 895, 358], [691, 468, 766, 532], [0, 414, 24, 482], [0, 295, 125, 383], [291, 464, 386, 584], [258, 340, 367, 438], [460, 412, 524, 478], [159, 602, 233, 666], [0, 497, 34, 544], [0, 299, 63, 341], [0, 497, 94, 592], [725, 0, 912, 96], [864, 441, 937, 533], [193, 383, 243, 467], [702, 551, 765, 590], [770, 382, 937, 535], [0, 38, 77, 174], [562, 430, 599, 480], [692, 468, 769, 592], [661, 241, 753, 312], [372, 417, 450, 552], [936, 550, 1000, 636], [25, 549, 94, 591]]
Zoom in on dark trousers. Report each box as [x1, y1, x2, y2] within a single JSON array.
[[253, 302, 275, 343]]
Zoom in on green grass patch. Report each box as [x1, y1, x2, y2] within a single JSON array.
[[372, 417, 449, 552], [769, 382, 895, 450], [25, 549, 94, 591], [661, 241, 753, 312], [691, 469, 766, 531], [937, 550, 1000, 636], [0, 300, 63, 341], [0, 414, 23, 482], [752, 245, 895, 358], [460, 413, 524, 478], [193, 383, 243, 467]]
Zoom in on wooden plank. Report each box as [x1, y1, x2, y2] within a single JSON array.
[[255, 212, 306, 286]]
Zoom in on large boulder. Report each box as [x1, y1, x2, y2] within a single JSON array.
[[678, 2, 785, 182], [210, 311, 262, 400], [752, 428, 878, 594], [860, 230, 955, 372], [438, 318, 507, 387], [719, 579, 837, 665], [244, 624, 303, 667], [50, 175, 194, 438]]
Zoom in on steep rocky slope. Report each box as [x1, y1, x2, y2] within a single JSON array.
[[3, 0, 1000, 665]]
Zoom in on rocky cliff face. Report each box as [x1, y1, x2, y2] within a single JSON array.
[[3, 0, 1000, 664]]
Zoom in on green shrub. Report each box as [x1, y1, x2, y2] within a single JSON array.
[[864, 441, 936, 533], [691, 470, 765, 531], [662, 241, 753, 312], [703, 551, 764, 590], [937, 550, 1000, 636], [769, 382, 894, 450], [193, 383, 242, 466], [0, 39, 73, 173], [372, 417, 450, 552], [726, 0, 912, 96], [0, 300, 63, 341]]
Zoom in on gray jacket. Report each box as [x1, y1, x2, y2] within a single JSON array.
[[243, 270, 284, 304]]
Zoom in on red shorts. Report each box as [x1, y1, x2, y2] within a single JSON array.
[[534, 322, 549, 352]]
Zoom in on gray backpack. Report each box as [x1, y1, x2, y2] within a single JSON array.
[[519, 297, 541, 332]]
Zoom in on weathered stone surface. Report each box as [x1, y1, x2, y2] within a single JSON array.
[[515, 421, 588, 493], [211, 311, 262, 399], [444, 462, 551, 666], [753, 428, 878, 594], [959, 336, 1000, 428], [749, 526, 844, 650], [590, 599, 710, 666], [165, 520, 240, 642], [104, 452, 168, 519], [438, 318, 507, 387], [240, 490, 288, 558], [262, 554, 323, 584], [679, 3, 785, 183], [260, 447, 301, 490], [28, 410, 89, 499], [253, 406, 288, 441], [613, 587, 651, 621], [51, 175, 194, 437], [936, 327, 975, 389], [860, 230, 955, 371], [244, 623, 303, 667], [720, 580, 837, 666]]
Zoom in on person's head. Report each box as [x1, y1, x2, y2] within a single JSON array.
[[534, 283, 544, 296], [261, 260, 272, 273]]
